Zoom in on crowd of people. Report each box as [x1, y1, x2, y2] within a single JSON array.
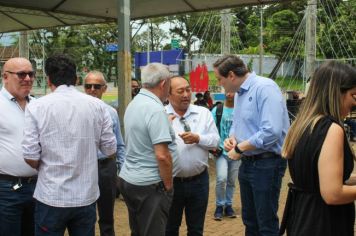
[[0, 53, 356, 236]]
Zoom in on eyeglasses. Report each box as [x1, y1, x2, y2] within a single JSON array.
[[84, 84, 105, 90], [179, 117, 191, 132], [6, 71, 36, 80]]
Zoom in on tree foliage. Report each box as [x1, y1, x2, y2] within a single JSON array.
[[265, 10, 300, 58]]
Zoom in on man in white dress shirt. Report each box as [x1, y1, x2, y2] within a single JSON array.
[[165, 76, 220, 236], [22, 54, 117, 236], [0, 57, 37, 236]]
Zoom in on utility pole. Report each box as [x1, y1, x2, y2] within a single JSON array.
[[117, 0, 131, 134], [305, 0, 317, 94], [221, 9, 231, 55], [19, 31, 29, 59], [259, 6, 264, 75], [147, 19, 150, 64]]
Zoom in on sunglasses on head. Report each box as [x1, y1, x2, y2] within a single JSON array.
[[6, 71, 36, 80], [84, 84, 105, 90]]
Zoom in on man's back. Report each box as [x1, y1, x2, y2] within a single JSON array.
[[23, 85, 116, 207]]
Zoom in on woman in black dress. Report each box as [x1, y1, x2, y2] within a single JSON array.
[[280, 61, 356, 236]]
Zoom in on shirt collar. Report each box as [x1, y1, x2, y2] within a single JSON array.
[[139, 88, 163, 105], [165, 103, 199, 118], [54, 85, 76, 93], [0, 86, 31, 102], [238, 72, 257, 94]]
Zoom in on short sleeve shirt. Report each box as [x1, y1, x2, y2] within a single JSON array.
[[119, 89, 178, 185]]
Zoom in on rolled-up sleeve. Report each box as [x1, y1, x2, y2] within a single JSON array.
[[22, 105, 41, 161], [198, 110, 220, 149]]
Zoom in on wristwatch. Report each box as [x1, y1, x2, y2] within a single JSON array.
[[234, 144, 243, 154]]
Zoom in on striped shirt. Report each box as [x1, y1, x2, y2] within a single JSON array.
[[22, 85, 117, 207]]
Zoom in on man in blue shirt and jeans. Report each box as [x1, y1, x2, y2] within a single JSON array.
[[84, 71, 126, 236], [213, 55, 289, 236]]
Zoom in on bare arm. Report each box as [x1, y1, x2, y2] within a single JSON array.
[[154, 142, 173, 191], [318, 123, 356, 205]]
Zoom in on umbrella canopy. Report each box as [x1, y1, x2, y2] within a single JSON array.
[[0, 0, 287, 33]]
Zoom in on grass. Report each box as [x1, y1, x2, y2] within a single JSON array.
[[102, 94, 118, 103], [274, 76, 305, 92]]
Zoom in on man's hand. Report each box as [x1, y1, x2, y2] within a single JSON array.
[[227, 149, 242, 160], [179, 132, 200, 144], [164, 181, 173, 192], [224, 137, 237, 152]]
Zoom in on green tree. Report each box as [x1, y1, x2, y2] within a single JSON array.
[[317, 0, 355, 59], [265, 10, 300, 57]]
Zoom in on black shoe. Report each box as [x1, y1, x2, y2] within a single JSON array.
[[214, 206, 223, 221], [224, 205, 237, 218]]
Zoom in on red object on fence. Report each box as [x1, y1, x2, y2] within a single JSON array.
[[189, 63, 209, 92]]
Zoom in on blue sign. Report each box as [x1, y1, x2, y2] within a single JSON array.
[[134, 49, 185, 68], [105, 44, 118, 52]]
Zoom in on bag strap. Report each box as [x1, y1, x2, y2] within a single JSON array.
[[215, 103, 224, 134]]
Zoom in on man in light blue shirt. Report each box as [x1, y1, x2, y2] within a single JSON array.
[[84, 71, 125, 236], [213, 55, 289, 236], [119, 63, 178, 236]]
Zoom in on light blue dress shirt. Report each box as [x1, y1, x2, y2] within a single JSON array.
[[230, 72, 290, 156], [98, 103, 126, 168]]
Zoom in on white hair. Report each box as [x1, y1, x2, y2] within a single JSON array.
[[84, 70, 107, 84], [141, 63, 171, 88]]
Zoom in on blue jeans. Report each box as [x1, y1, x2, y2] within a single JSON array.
[[215, 155, 241, 207], [35, 201, 96, 236], [0, 179, 36, 236], [166, 170, 209, 236], [238, 157, 286, 236]]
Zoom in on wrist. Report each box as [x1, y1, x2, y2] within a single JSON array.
[[196, 134, 200, 143], [234, 144, 243, 154]]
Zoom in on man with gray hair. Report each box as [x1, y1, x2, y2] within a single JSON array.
[[118, 63, 178, 236], [84, 71, 125, 236]]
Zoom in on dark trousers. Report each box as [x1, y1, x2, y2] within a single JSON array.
[[97, 158, 117, 236], [118, 177, 173, 236], [238, 157, 286, 236], [165, 170, 209, 236], [0, 179, 36, 236], [34, 201, 96, 236]]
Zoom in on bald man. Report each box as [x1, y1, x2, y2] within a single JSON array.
[[0, 58, 37, 236], [84, 71, 126, 236]]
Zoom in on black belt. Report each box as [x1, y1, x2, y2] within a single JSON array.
[[174, 168, 207, 183], [242, 152, 280, 161], [98, 157, 115, 164], [0, 174, 37, 183]]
